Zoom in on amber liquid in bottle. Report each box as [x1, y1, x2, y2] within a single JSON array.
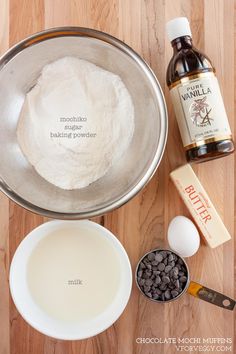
[[167, 35, 234, 163]]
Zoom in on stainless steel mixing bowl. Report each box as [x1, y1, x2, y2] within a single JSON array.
[[0, 27, 167, 219]]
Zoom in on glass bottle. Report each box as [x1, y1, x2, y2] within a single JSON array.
[[166, 17, 234, 163]]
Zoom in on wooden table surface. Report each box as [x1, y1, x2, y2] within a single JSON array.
[[0, 0, 235, 353]]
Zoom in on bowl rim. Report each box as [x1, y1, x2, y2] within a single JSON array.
[[9, 219, 133, 340], [0, 26, 168, 219], [135, 248, 190, 303]]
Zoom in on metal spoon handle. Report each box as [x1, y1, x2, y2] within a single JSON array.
[[187, 281, 235, 310]]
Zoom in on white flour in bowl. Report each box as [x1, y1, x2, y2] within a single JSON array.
[[17, 57, 134, 190]]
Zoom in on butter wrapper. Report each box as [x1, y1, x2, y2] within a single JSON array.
[[170, 164, 231, 248]]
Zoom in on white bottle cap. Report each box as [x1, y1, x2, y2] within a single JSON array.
[[166, 17, 192, 42]]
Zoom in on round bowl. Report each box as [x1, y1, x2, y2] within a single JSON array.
[[0, 27, 167, 218], [135, 248, 190, 303], [9, 220, 132, 340]]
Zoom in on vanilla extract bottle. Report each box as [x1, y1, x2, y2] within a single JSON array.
[[166, 17, 234, 162]]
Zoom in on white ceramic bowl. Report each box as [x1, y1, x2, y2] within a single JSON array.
[[9, 220, 132, 340]]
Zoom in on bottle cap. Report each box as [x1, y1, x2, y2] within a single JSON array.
[[166, 17, 192, 42]]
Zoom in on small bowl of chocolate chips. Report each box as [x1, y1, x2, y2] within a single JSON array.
[[136, 248, 236, 309], [135, 249, 189, 302]]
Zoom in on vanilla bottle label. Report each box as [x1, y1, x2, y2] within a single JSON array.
[[170, 73, 232, 148]]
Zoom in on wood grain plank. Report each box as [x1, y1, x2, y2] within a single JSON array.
[[234, 0, 236, 350], [0, 0, 9, 52], [9, 0, 44, 44], [0, 1, 234, 353], [0, 1, 10, 353], [9, 206, 45, 354], [118, 0, 141, 53], [0, 193, 10, 354], [44, 0, 119, 34], [198, 0, 235, 347], [164, 1, 203, 354], [219, 0, 235, 345], [43, 1, 120, 353], [9, 2, 45, 354]]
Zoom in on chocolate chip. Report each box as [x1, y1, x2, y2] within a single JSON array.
[[171, 290, 179, 297], [142, 273, 149, 279], [151, 260, 159, 266], [159, 283, 167, 291], [139, 278, 145, 286], [145, 279, 153, 286], [165, 265, 172, 273], [157, 263, 165, 271], [144, 285, 151, 292], [138, 270, 143, 277], [172, 267, 179, 274], [160, 251, 167, 258], [165, 289, 171, 300], [140, 262, 146, 269], [168, 282, 176, 289], [179, 276, 187, 283], [162, 276, 170, 284], [168, 254, 174, 262], [175, 279, 180, 289], [155, 253, 163, 263], [148, 253, 155, 261]]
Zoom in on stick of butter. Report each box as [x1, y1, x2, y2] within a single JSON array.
[[170, 164, 231, 248]]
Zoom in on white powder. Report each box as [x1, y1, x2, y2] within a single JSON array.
[[17, 57, 134, 190]]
